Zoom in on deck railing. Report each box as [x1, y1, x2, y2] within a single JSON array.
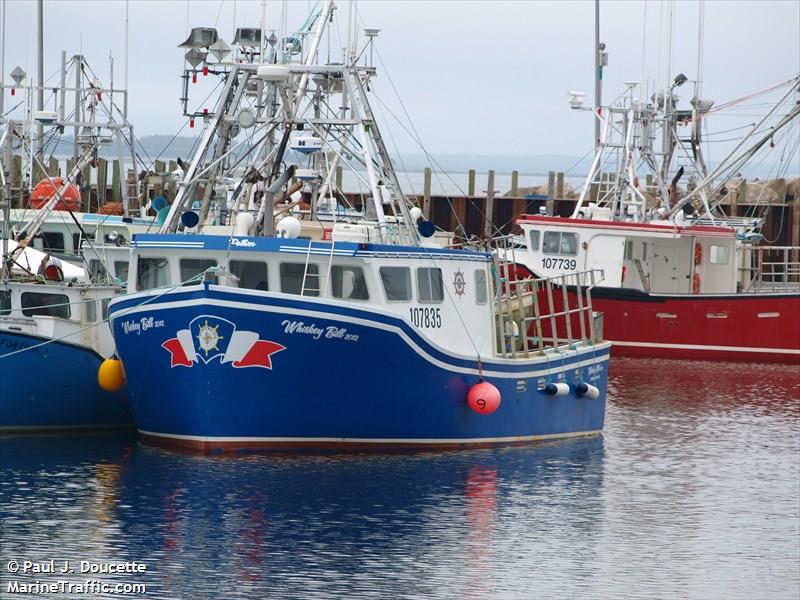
[[490, 235, 604, 359], [738, 245, 800, 293]]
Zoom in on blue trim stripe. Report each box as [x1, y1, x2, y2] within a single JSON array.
[[109, 285, 611, 374], [131, 233, 491, 261]]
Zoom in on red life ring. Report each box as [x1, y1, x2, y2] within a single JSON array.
[[692, 272, 701, 294], [694, 242, 703, 266]]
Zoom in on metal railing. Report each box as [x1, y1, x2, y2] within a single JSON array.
[[491, 235, 604, 359], [738, 245, 800, 293]]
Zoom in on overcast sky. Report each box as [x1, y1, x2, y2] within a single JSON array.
[[1, 0, 799, 164]]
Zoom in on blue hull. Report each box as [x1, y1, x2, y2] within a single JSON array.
[[0, 331, 132, 431], [110, 285, 610, 451]]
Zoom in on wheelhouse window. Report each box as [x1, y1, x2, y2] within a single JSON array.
[[115, 261, 130, 282], [21, 292, 71, 318], [0, 290, 11, 315], [331, 266, 369, 300], [710, 245, 729, 265], [528, 230, 540, 251], [417, 267, 444, 303], [475, 270, 488, 305], [136, 257, 170, 291], [72, 230, 96, 253], [624, 240, 634, 260], [380, 266, 412, 302], [83, 300, 97, 322], [89, 259, 107, 282], [230, 260, 268, 291], [542, 231, 578, 255], [180, 258, 218, 286], [280, 263, 319, 296], [39, 231, 65, 253]]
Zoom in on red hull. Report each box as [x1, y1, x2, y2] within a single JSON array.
[[520, 277, 800, 363], [592, 290, 800, 362]]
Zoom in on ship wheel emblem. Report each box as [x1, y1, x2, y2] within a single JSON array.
[[196, 320, 224, 356], [453, 269, 466, 297]]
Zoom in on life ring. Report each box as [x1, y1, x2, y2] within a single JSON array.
[[694, 242, 703, 266], [692, 272, 701, 294]]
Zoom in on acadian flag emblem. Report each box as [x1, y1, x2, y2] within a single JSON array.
[[162, 315, 285, 369]]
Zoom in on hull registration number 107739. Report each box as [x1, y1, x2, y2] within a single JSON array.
[[542, 257, 577, 270]]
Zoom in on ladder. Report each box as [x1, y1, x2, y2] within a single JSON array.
[[300, 239, 337, 296]]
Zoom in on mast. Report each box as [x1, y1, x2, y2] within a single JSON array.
[[36, 0, 44, 161], [593, 0, 604, 150], [0, 0, 5, 123]]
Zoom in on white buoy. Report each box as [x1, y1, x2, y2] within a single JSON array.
[[544, 382, 570, 396], [409, 206, 423, 222], [276, 216, 301, 239], [576, 382, 600, 400], [234, 212, 255, 236]]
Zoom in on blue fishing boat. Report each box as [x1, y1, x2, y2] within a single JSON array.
[[0, 51, 135, 431], [109, 234, 609, 450], [106, 2, 611, 451]]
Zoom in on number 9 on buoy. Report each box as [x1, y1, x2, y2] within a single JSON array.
[[467, 381, 501, 415]]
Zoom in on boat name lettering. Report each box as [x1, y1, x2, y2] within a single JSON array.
[[121, 317, 165, 335], [542, 257, 577, 270], [281, 320, 359, 342], [231, 238, 256, 247], [0, 338, 40, 354]]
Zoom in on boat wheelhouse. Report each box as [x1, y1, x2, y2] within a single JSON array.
[[508, 214, 800, 362]]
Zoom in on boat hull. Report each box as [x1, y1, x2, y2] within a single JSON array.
[[109, 286, 611, 451], [0, 331, 132, 431], [538, 286, 799, 363]]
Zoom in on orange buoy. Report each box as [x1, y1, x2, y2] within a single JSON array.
[[98, 357, 125, 392], [30, 178, 81, 211], [692, 272, 701, 294], [467, 381, 501, 415], [694, 242, 703, 266]]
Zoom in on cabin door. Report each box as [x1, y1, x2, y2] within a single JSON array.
[[652, 246, 680, 293]]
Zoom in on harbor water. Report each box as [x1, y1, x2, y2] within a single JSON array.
[[1, 358, 798, 599]]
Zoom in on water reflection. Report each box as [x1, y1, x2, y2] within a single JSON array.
[[1, 362, 798, 600], [0, 433, 605, 599]]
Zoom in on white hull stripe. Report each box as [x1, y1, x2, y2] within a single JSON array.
[[139, 428, 602, 445], [279, 247, 356, 256], [135, 241, 205, 247], [611, 340, 800, 355], [113, 296, 610, 378]]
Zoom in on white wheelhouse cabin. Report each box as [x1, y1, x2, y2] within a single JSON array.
[[510, 214, 739, 295]]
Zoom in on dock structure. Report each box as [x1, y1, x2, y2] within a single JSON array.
[[3, 154, 177, 215], [4, 155, 798, 255], [410, 169, 800, 252]]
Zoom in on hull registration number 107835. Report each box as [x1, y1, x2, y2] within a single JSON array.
[[409, 307, 442, 328]]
